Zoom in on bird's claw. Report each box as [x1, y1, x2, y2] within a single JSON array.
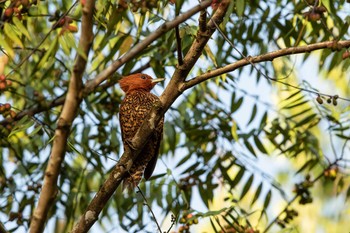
[[125, 139, 137, 151]]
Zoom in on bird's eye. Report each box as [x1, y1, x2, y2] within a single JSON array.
[[140, 75, 146, 79]]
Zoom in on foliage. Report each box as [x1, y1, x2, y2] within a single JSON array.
[[0, 0, 350, 232]]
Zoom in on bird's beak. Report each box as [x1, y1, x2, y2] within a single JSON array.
[[151, 78, 165, 83]]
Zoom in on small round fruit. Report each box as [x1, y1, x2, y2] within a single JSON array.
[[4, 103, 11, 110], [316, 96, 323, 104]]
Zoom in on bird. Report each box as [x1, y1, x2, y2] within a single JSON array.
[[119, 73, 164, 190]]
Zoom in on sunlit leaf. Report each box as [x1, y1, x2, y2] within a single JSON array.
[[240, 174, 254, 200], [250, 182, 263, 207]]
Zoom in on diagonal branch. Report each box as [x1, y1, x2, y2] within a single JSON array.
[[181, 40, 350, 91], [29, 1, 95, 233], [70, 1, 231, 232]]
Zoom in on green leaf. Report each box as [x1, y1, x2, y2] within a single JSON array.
[[197, 207, 229, 218], [8, 116, 34, 138], [0, 35, 15, 58], [282, 100, 309, 110], [175, 153, 191, 168], [294, 114, 318, 128], [240, 174, 254, 200], [286, 108, 312, 120], [244, 139, 256, 157], [231, 96, 243, 113], [296, 159, 318, 174], [251, 182, 263, 207], [231, 120, 239, 142], [12, 17, 31, 40], [259, 111, 268, 130], [4, 23, 24, 48], [38, 37, 58, 68], [219, 3, 231, 29], [254, 135, 267, 154], [204, 45, 217, 67], [165, 122, 177, 154], [247, 104, 257, 126], [336, 134, 350, 140], [209, 218, 220, 233], [28, 125, 42, 137], [236, 0, 245, 17], [263, 190, 272, 209], [285, 90, 302, 101], [231, 167, 245, 188]]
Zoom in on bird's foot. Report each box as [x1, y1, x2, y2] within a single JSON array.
[[125, 139, 137, 151]]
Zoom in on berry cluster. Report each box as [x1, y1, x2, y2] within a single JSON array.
[[0, 75, 16, 136], [117, 0, 158, 14], [0, 74, 12, 91], [49, 10, 77, 33], [1, 0, 37, 22], [178, 213, 198, 233], [316, 94, 339, 106], [277, 209, 298, 229], [303, 5, 327, 22], [324, 166, 338, 179], [293, 176, 313, 205], [0, 105, 16, 137]]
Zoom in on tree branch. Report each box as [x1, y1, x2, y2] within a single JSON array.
[[181, 40, 350, 91], [29, 1, 95, 233]]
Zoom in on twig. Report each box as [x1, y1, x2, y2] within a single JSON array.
[[136, 186, 162, 233], [199, 9, 207, 32], [166, 214, 176, 233], [0, 218, 8, 233], [175, 26, 183, 65]]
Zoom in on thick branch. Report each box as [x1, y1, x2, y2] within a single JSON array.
[[181, 40, 350, 91], [29, 2, 95, 233]]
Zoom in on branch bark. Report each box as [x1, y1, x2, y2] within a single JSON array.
[[70, 1, 231, 232], [29, 1, 95, 233]]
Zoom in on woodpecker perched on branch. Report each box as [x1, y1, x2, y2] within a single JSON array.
[[119, 73, 164, 190]]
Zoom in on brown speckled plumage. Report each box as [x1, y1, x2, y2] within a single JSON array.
[[119, 73, 164, 190]]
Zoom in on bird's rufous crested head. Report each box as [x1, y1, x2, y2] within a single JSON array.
[[119, 73, 164, 94]]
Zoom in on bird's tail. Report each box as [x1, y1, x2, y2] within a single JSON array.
[[122, 170, 143, 191]]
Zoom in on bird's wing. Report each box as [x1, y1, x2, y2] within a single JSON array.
[[144, 118, 163, 180]]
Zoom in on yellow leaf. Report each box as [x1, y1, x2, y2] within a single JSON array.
[[4, 23, 24, 48], [119, 35, 133, 56], [204, 45, 218, 67], [231, 120, 239, 142]]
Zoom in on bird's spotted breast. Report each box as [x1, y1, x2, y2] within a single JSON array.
[[119, 87, 164, 190]]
